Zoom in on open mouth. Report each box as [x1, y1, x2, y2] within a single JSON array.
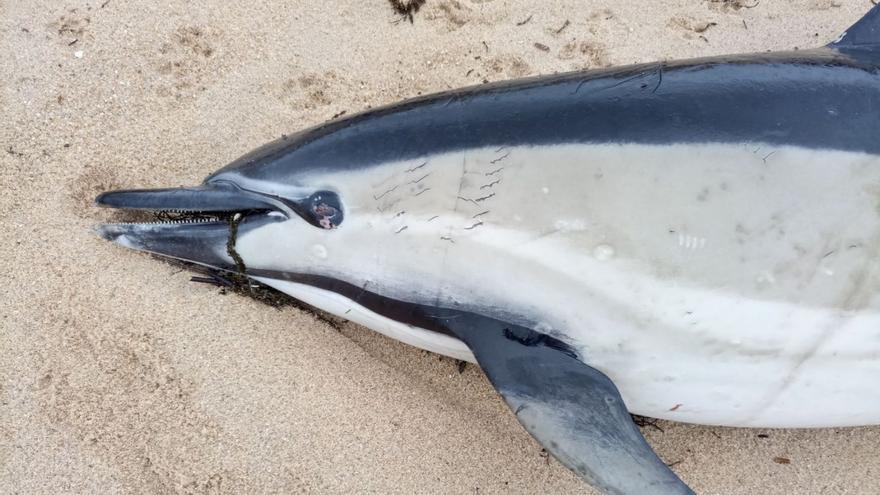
[[97, 180, 343, 229], [95, 180, 344, 270], [94, 181, 287, 271]]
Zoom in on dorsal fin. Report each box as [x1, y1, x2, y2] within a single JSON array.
[[830, 5, 880, 49]]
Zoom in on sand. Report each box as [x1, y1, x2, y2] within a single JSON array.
[[2, 0, 879, 493]]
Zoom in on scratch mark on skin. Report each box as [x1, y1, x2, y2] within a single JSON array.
[[428, 215, 440, 222], [744, 234, 880, 423], [425, 313, 461, 320], [453, 156, 469, 211], [405, 161, 428, 173], [373, 184, 400, 200], [395, 225, 409, 234], [354, 281, 369, 303], [573, 66, 659, 95], [371, 171, 399, 188], [512, 227, 561, 247], [652, 64, 664, 93], [376, 197, 403, 213], [762, 151, 777, 164], [474, 192, 496, 202], [394, 210, 406, 218], [480, 178, 501, 190], [472, 211, 489, 218], [490, 152, 510, 164], [413, 188, 431, 196], [485, 167, 504, 176], [464, 221, 484, 230], [437, 156, 466, 285], [457, 195, 479, 205], [409, 173, 431, 184], [494, 146, 507, 152]]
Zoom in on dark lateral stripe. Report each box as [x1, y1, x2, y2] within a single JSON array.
[[247, 268, 575, 359], [248, 268, 461, 338]]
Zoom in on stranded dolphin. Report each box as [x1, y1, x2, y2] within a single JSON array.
[[96, 7, 880, 495]]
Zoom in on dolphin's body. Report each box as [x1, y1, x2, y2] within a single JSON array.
[[96, 8, 880, 495]]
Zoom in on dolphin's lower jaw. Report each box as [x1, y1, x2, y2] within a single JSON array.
[[95, 220, 236, 269]]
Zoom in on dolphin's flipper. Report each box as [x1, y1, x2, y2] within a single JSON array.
[[445, 317, 693, 495]]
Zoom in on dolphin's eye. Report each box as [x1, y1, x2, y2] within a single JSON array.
[[305, 190, 344, 229]]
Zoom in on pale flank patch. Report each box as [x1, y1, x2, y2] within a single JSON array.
[[232, 142, 880, 427]]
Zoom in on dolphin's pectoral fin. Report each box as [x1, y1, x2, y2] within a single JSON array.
[[444, 317, 693, 495]]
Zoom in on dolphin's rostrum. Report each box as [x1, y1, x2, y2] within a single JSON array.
[[96, 7, 880, 495]]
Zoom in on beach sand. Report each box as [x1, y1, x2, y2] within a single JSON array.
[[2, 0, 879, 493]]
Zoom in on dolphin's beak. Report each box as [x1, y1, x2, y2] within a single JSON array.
[[95, 182, 284, 270], [95, 181, 277, 212]]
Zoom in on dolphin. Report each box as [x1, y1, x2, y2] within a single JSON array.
[[95, 7, 880, 495]]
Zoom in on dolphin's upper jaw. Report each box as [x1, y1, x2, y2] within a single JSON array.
[[95, 180, 284, 215]]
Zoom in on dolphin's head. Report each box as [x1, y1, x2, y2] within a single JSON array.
[[95, 130, 361, 276], [95, 121, 481, 362], [94, 94, 484, 329]]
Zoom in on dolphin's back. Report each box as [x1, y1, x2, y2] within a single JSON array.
[[213, 49, 880, 185]]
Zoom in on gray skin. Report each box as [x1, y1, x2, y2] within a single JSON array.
[[95, 7, 880, 495]]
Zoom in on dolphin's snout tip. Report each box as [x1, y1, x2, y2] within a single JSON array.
[[94, 190, 135, 209], [93, 224, 142, 251], [93, 223, 122, 241], [93, 191, 112, 208], [93, 224, 113, 241]]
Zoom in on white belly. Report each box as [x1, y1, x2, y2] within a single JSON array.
[[254, 277, 476, 363], [235, 142, 880, 428]]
